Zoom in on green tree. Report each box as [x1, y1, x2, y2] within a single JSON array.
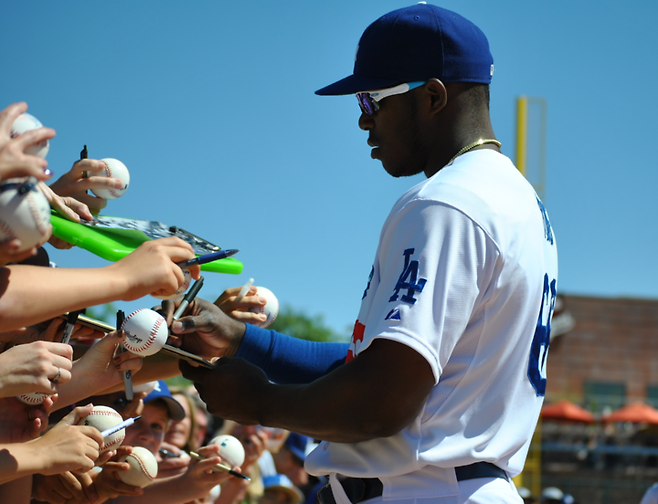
[[268, 305, 349, 343], [85, 303, 118, 324]]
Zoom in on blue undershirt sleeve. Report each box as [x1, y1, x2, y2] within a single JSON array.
[[234, 324, 349, 384]]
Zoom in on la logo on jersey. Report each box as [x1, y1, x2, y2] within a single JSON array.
[[347, 249, 427, 362], [386, 248, 427, 321]]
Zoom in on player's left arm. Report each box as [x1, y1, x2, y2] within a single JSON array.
[[182, 338, 434, 443]]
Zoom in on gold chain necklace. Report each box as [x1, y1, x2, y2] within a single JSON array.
[[448, 138, 501, 165]]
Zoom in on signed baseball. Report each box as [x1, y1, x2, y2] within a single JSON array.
[[152, 267, 192, 300], [0, 179, 51, 252], [210, 434, 245, 468], [121, 309, 168, 357], [249, 286, 279, 328], [10, 113, 50, 158], [117, 446, 158, 487], [77, 405, 125, 453], [17, 392, 49, 405], [91, 158, 130, 199]]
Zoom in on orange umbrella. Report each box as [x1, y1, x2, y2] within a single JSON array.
[[604, 403, 658, 424], [541, 400, 595, 423]]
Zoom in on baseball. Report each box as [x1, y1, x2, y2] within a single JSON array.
[[249, 286, 279, 328], [0, 179, 51, 252], [17, 392, 49, 405], [121, 309, 168, 357], [152, 267, 192, 300], [90, 158, 130, 199], [132, 381, 158, 395], [10, 113, 50, 159], [117, 446, 158, 487], [77, 405, 125, 453], [210, 434, 245, 468]]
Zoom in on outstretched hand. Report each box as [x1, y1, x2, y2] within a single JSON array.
[[0, 102, 55, 182], [213, 286, 268, 325], [163, 297, 246, 360], [108, 237, 200, 301], [49, 158, 124, 215]]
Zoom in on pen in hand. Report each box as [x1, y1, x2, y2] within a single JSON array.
[[117, 309, 133, 401], [187, 450, 250, 480], [176, 249, 239, 269], [172, 276, 204, 322]]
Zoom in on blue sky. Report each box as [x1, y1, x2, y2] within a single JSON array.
[[2, 1, 657, 335]]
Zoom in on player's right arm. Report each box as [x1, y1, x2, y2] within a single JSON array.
[[0, 237, 199, 332]]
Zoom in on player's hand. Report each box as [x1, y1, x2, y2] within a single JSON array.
[[0, 102, 55, 181], [107, 237, 200, 301], [180, 357, 269, 426], [49, 158, 124, 215], [27, 404, 103, 475], [164, 297, 246, 360], [0, 340, 73, 398], [214, 286, 268, 325]]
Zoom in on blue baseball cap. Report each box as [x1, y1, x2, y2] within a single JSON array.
[[284, 432, 309, 462], [315, 3, 494, 95], [143, 380, 186, 422], [262, 474, 304, 504]]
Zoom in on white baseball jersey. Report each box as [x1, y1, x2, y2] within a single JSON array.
[[642, 484, 658, 504], [305, 150, 558, 502]]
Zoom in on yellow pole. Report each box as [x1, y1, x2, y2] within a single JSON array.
[[516, 96, 528, 177]]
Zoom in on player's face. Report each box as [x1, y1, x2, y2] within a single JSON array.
[[358, 89, 427, 178], [123, 401, 170, 454]]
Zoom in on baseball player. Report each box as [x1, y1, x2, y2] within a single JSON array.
[[169, 4, 558, 504]]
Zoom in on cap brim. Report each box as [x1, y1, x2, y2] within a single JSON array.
[[160, 397, 186, 422], [315, 73, 401, 96]]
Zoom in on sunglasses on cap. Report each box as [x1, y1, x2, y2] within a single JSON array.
[[356, 81, 425, 115]]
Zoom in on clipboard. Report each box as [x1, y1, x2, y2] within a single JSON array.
[[60, 313, 215, 369], [50, 212, 243, 275]]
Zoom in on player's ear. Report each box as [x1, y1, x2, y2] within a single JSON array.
[[424, 78, 448, 114]]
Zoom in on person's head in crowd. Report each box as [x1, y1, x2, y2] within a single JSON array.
[[540, 486, 564, 504], [272, 432, 309, 487], [260, 474, 304, 504], [123, 380, 185, 455], [517, 486, 536, 504], [186, 384, 209, 448], [166, 385, 207, 453]]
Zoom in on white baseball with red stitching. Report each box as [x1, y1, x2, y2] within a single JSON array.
[[249, 286, 279, 329], [0, 180, 51, 252], [90, 158, 130, 199], [77, 405, 125, 453], [121, 309, 168, 357], [10, 113, 49, 158], [118, 446, 158, 487], [17, 392, 49, 405]]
